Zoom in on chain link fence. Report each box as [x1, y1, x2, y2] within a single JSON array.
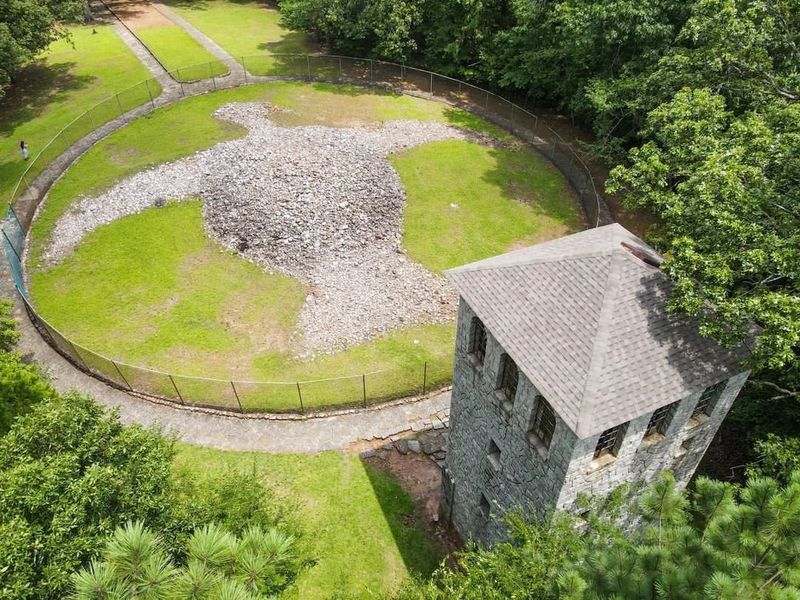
[[2, 53, 611, 414]]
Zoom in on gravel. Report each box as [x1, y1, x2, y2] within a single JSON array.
[[43, 102, 480, 354]]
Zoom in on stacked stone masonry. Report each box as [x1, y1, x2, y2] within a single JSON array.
[[442, 299, 749, 546]]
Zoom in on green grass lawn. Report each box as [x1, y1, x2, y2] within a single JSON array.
[[135, 25, 228, 81], [394, 140, 583, 273], [28, 82, 581, 409], [164, 0, 315, 59], [0, 24, 157, 203], [175, 445, 443, 599]]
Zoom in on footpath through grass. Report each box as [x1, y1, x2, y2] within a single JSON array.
[[0, 24, 155, 202], [28, 82, 581, 408], [135, 25, 228, 81], [176, 445, 443, 599], [164, 0, 315, 61]]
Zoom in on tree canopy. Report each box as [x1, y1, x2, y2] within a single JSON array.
[[71, 521, 302, 599], [279, 0, 800, 399], [399, 472, 800, 599], [0, 0, 86, 98]]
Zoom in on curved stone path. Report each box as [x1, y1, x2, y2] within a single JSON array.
[[1, 252, 449, 452], [0, 2, 453, 453], [6, 1, 610, 453]]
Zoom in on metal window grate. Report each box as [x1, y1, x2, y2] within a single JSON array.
[[487, 439, 502, 471], [645, 401, 678, 437], [479, 493, 491, 519], [594, 422, 627, 459], [530, 397, 556, 448], [497, 354, 519, 404], [469, 317, 487, 365], [692, 381, 727, 418]]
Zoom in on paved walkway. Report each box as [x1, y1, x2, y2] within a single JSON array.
[[2, 255, 450, 452], [152, 2, 248, 82], [93, 0, 182, 98], [0, 1, 454, 454]]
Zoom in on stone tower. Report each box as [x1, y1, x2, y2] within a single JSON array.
[[441, 224, 750, 545]]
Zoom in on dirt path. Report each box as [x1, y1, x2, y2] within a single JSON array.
[[104, 0, 174, 27]]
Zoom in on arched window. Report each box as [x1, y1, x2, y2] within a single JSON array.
[[468, 317, 487, 365], [496, 353, 519, 406]]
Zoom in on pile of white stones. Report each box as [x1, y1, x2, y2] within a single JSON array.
[[43, 102, 483, 354]]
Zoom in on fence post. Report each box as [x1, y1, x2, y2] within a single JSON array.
[[169, 374, 185, 404], [338, 56, 342, 80], [2, 230, 22, 264], [179, 80, 185, 97], [296, 382, 304, 414], [68, 341, 90, 372], [230, 381, 243, 411], [429, 72, 433, 94], [484, 90, 489, 110], [8, 205, 22, 229], [362, 374, 367, 408], [306, 55, 311, 80], [110, 360, 133, 391], [369, 59, 374, 82], [116, 92, 127, 117], [423, 361, 428, 396], [143, 80, 154, 109]]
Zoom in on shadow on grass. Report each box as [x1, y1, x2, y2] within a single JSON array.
[[165, 0, 269, 7], [481, 143, 587, 230], [359, 457, 443, 579], [257, 31, 313, 54], [0, 61, 95, 136]]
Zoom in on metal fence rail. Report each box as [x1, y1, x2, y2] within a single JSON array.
[[2, 53, 611, 414]]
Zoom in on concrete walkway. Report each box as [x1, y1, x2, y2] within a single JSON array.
[[2, 254, 450, 452], [93, 0, 182, 98], [152, 2, 248, 82]]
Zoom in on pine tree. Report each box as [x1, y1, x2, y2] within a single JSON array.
[[71, 521, 299, 600]]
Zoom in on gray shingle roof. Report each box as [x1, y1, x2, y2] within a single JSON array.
[[446, 224, 751, 438]]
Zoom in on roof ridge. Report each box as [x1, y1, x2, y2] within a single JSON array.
[[446, 248, 615, 275], [575, 250, 626, 437]]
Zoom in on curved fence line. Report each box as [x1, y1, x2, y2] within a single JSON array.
[[3, 53, 611, 414]]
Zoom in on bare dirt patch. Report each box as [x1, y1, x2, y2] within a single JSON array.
[[106, 0, 175, 28], [364, 449, 462, 555]]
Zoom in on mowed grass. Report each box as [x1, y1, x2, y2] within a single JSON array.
[[393, 140, 583, 273], [135, 25, 228, 81], [0, 24, 156, 202], [164, 0, 314, 58], [29, 82, 581, 407], [28, 82, 510, 266], [175, 445, 443, 599], [31, 201, 307, 381]]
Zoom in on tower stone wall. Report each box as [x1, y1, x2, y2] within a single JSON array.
[[442, 298, 749, 546]]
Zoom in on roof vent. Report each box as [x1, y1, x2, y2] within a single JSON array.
[[620, 241, 662, 268]]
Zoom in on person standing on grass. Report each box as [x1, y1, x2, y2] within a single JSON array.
[[19, 141, 28, 161]]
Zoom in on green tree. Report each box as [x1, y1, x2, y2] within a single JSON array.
[[0, 298, 54, 434], [564, 473, 800, 599], [71, 521, 301, 599], [399, 473, 800, 599], [747, 434, 800, 485], [608, 88, 799, 387], [0, 0, 86, 98], [0, 394, 177, 599]]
